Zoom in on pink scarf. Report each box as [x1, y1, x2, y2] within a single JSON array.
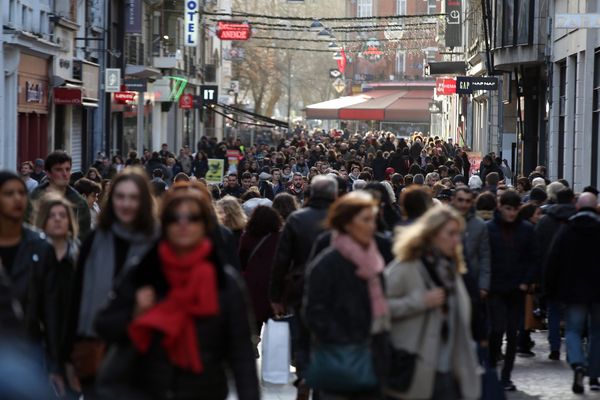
[[332, 232, 388, 318]]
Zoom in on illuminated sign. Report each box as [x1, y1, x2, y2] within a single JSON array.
[[114, 91, 136, 103], [165, 76, 188, 101], [184, 0, 199, 46], [217, 21, 251, 41], [435, 78, 456, 96]]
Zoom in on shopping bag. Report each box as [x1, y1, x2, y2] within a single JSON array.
[[261, 319, 291, 384]]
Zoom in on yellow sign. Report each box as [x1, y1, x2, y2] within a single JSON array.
[[206, 159, 224, 184]]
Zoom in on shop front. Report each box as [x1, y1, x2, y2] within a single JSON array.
[[17, 54, 50, 165]]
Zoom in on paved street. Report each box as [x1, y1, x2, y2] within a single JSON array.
[[251, 332, 600, 400]]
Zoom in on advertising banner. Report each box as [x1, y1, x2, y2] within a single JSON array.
[[125, 0, 142, 34], [206, 159, 225, 184]]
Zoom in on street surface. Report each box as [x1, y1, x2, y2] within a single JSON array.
[[240, 332, 600, 400]]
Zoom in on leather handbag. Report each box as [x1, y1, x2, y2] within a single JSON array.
[[305, 343, 378, 393]]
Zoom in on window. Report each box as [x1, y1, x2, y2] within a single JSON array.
[[397, 0, 406, 15], [428, 0, 437, 14], [396, 51, 405, 77], [357, 0, 373, 18], [503, 0, 514, 46], [593, 51, 600, 186], [516, 0, 532, 45], [557, 62, 566, 179]]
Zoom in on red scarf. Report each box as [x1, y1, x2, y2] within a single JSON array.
[[128, 239, 220, 373]]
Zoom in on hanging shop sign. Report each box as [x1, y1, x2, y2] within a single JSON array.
[[201, 85, 219, 105], [25, 81, 44, 103], [114, 91, 136, 104], [332, 78, 346, 94], [216, 21, 251, 41], [445, 0, 462, 47], [329, 69, 342, 79], [105, 68, 121, 93], [455, 76, 499, 94], [360, 38, 384, 64], [125, 0, 142, 34], [184, 0, 199, 46], [54, 87, 82, 105], [179, 93, 194, 109], [435, 78, 456, 96], [124, 79, 147, 92]]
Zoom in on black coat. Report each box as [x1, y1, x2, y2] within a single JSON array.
[[372, 156, 388, 181], [94, 245, 259, 400], [535, 203, 576, 283], [486, 212, 539, 293], [546, 210, 600, 304], [303, 248, 378, 344], [8, 227, 63, 372], [308, 231, 394, 265], [269, 199, 332, 306]]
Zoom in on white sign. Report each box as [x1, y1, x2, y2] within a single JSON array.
[[184, 0, 199, 46], [105, 68, 121, 92], [555, 14, 600, 29]]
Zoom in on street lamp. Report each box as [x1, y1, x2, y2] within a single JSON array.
[[332, 51, 343, 60], [328, 42, 342, 51], [317, 29, 334, 40]]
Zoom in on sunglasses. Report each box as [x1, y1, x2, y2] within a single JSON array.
[[165, 213, 203, 225]]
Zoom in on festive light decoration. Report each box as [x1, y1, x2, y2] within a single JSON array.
[[203, 11, 445, 22]]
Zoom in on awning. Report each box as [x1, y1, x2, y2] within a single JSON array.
[[306, 89, 432, 122], [125, 64, 162, 79]]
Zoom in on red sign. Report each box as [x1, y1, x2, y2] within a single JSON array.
[[436, 78, 456, 96], [337, 48, 347, 74], [217, 21, 251, 41], [113, 91, 136, 104], [53, 87, 82, 105], [179, 93, 193, 109]]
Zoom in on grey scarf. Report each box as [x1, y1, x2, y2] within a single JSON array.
[[77, 223, 156, 337]]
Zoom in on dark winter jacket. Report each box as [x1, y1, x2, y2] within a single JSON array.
[[486, 212, 539, 293], [7, 227, 63, 372], [479, 163, 504, 183], [303, 248, 380, 344], [270, 198, 332, 306], [545, 209, 600, 304], [535, 203, 577, 283], [94, 244, 259, 400], [464, 210, 491, 291], [191, 158, 209, 178], [372, 156, 388, 181], [239, 231, 281, 325]]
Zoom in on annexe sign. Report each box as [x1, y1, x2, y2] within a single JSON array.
[[216, 21, 251, 41]]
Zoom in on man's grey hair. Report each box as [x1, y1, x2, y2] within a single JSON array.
[[311, 175, 338, 200], [352, 179, 367, 191]]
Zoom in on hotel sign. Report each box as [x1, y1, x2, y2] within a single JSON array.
[[185, 0, 199, 46]]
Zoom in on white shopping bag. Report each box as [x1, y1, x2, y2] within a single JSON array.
[[261, 318, 291, 384]]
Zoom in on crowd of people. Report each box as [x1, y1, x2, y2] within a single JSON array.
[[1, 129, 599, 399]]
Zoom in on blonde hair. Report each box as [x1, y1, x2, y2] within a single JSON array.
[[216, 195, 247, 231], [34, 192, 78, 239], [393, 205, 466, 273]]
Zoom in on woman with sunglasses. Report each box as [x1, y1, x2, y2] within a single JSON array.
[[95, 183, 259, 400], [67, 168, 158, 390]]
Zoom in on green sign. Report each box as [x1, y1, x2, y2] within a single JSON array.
[[206, 159, 224, 184]]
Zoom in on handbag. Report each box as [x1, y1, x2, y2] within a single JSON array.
[[71, 338, 106, 379], [261, 318, 291, 384], [305, 342, 378, 393]]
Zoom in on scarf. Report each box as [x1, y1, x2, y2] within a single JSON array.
[[78, 223, 155, 336], [331, 232, 388, 318], [128, 239, 219, 373]]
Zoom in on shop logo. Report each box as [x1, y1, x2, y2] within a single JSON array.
[[25, 82, 43, 103]]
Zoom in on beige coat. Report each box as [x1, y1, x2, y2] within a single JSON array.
[[384, 259, 481, 400]]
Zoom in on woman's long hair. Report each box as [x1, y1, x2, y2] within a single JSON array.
[[97, 167, 157, 235], [393, 205, 466, 273], [216, 195, 247, 231], [34, 192, 78, 239]]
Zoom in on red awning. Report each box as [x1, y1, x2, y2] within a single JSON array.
[[54, 87, 82, 105], [305, 89, 432, 122]]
